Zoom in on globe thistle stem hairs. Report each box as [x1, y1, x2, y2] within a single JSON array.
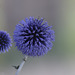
[[13, 17, 55, 56], [0, 30, 12, 53]]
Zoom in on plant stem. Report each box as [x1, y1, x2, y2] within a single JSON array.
[[15, 55, 28, 75]]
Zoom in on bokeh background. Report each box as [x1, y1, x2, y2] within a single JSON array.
[[0, 0, 75, 75]]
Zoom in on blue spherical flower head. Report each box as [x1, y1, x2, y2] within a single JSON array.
[[0, 31, 12, 53], [13, 17, 55, 56]]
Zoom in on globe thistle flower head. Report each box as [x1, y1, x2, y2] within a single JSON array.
[[13, 17, 55, 56], [0, 31, 12, 53]]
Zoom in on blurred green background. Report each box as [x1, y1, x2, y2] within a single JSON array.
[[0, 0, 75, 75]]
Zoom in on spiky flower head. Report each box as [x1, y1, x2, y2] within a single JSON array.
[[13, 17, 55, 56], [0, 31, 12, 53]]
